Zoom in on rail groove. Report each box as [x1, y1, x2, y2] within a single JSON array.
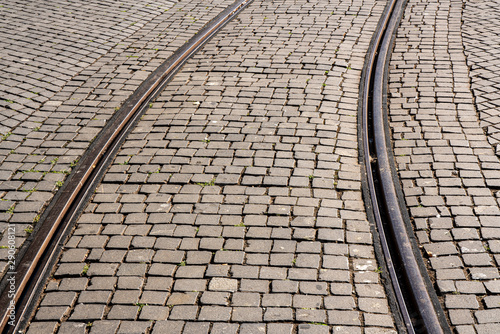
[[359, 0, 451, 332], [0, 0, 253, 332]]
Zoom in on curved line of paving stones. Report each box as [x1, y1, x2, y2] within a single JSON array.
[[389, 0, 500, 331], [25, 0, 401, 333], [0, 0, 238, 278], [462, 0, 500, 158]]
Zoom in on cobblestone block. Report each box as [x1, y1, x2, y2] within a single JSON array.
[[88, 320, 120, 334], [151, 321, 184, 334], [474, 309, 500, 324], [239, 323, 266, 334], [364, 313, 396, 328], [211, 323, 239, 334], [214, 250, 244, 264], [200, 291, 229, 306], [264, 307, 293, 321], [298, 324, 329, 334], [232, 307, 263, 322], [300, 281, 328, 295], [446, 295, 480, 309], [139, 306, 169, 320], [168, 305, 199, 320], [469, 263, 500, 278], [324, 296, 356, 310], [449, 310, 474, 326], [40, 291, 77, 306], [456, 281, 486, 295], [209, 277, 238, 291], [35, 306, 71, 321], [87, 277, 117, 291], [140, 290, 169, 305], [198, 306, 232, 321], [319, 269, 350, 283], [107, 305, 139, 320], [175, 265, 206, 278], [26, 322, 58, 334], [78, 291, 112, 304], [167, 292, 198, 306], [268, 324, 294, 334], [58, 277, 88, 291], [87, 263, 119, 276], [261, 294, 291, 307], [298, 308, 328, 323], [116, 263, 147, 276], [358, 298, 389, 314], [117, 321, 153, 334], [231, 265, 259, 279], [70, 304, 105, 321], [327, 310, 361, 325]]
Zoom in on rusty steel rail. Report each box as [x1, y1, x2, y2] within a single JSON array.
[[359, 0, 451, 332], [0, 0, 254, 332]]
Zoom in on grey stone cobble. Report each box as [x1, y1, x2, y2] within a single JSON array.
[[390, 0, 500, 330], [24, 0, 398, 332]]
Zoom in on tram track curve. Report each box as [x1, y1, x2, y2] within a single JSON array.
[[0, 0, 254, 332], [359, 0, 451, 332]]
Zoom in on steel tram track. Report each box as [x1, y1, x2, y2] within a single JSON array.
[[0, 0, 253, 332], [359, 0, 452, 332]]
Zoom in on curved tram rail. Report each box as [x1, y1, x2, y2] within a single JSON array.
[[360, 0, 451, 332], [0, 0, 253, 332]]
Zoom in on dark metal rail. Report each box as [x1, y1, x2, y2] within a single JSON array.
[[0, 0, 253, 332], [359, 0, 451, 332]]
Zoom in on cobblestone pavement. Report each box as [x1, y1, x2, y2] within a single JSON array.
[[0, 0, 174, 134], [462, 0, 500, 157], [5, 0, 500, 332], [390, 0, 500, 332], [0, 0, 237, 276], [23, 0, 401, 333]]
